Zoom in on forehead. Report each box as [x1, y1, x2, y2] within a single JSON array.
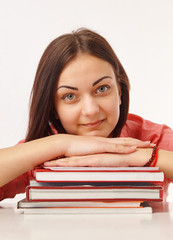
[[57, 54, 116, 86]]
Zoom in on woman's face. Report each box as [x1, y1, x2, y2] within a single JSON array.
[[54, 54, 121, 137]]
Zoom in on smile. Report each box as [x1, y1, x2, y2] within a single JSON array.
[[81, 120, 104, 128]]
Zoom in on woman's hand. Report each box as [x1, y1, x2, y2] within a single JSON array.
[[44, 148, 153, 167], [60, 134, 155, 157]]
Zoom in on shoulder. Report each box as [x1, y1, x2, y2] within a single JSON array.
[[121, 113, 173, 150], [120, 113, 163, 138]]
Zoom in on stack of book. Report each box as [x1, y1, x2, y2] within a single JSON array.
[[18, 166, 164, 214]]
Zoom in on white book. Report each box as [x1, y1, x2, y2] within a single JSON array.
[[34, 167, 164, 182], [18, 198, 142, 208], [22, 202, 152, 214], [27, 185, 162, 200]]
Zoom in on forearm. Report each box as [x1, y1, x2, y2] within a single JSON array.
[[156, 149, 173, 180], [0, 135, 65, 187]]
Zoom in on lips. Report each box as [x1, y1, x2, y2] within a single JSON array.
[[81, 120, 104, 128]]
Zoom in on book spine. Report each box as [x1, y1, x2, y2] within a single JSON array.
[[26, 186, 30, 201]]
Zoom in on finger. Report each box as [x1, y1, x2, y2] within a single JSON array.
[[105, 138, 155, 148], [47, 156, 97, 167], [47, 154, 126, 167], [44, 159, 59, 167], [44, 158, 81, 167], [102, 144, 137, 154]]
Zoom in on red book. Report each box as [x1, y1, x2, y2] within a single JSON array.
[[33, 167, 164, 183]]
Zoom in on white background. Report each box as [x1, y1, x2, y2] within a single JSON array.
[[0, 0, 173, 201]]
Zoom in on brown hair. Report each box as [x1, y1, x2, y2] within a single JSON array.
[[26, 28, 130, 141]]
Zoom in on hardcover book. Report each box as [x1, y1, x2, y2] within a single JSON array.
[[33, 167, 164, 183], [18, 199, 152, 214], [26, 183, 163, 201]]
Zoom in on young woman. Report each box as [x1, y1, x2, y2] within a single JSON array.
[[0, 28, 173, 201]]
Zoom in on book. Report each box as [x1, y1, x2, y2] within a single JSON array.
[[18, 198, 142, 208], [20, 201, 152, 214], [29, 178, 162, 187], [26, 183, 163, 201], [33, 167, 164, 183], [22, 167, 164, 215]]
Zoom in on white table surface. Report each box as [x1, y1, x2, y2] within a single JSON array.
[[0, 201, 173, 240]]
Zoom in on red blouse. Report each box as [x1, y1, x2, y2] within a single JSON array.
[[1, 113, 173, 201]]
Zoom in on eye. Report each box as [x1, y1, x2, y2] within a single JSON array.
[[96, 85, 110, 94], [62, 93, 76, 102]]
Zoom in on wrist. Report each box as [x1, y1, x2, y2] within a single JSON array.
[[51, 134, 67, 157], [128, 148, 153, 167], [28, 134, 66, 168], [144, 146, 159, 167]]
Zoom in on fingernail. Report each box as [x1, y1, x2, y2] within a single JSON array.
[[130, 146, 137, 149], [150, 143, 156, 147]]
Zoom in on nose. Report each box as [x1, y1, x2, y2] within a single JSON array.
[[81, 95, 100, 117]]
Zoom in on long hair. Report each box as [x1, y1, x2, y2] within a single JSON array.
[[25, 28, 130, 141]]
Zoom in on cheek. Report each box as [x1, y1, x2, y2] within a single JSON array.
[[103, 96, 121, 133], [57, 105, 78, 127], [103, 95, 120, 118], [107, 104, 120, 126]]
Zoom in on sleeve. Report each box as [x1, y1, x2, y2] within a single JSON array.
[[0, 170, 33, 201], [121, 113, 173, 151]]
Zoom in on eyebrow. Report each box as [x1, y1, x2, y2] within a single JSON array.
[[57, 85, 78, 91], [92, 76, 112, 86], [57, 76, 112, 91]]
